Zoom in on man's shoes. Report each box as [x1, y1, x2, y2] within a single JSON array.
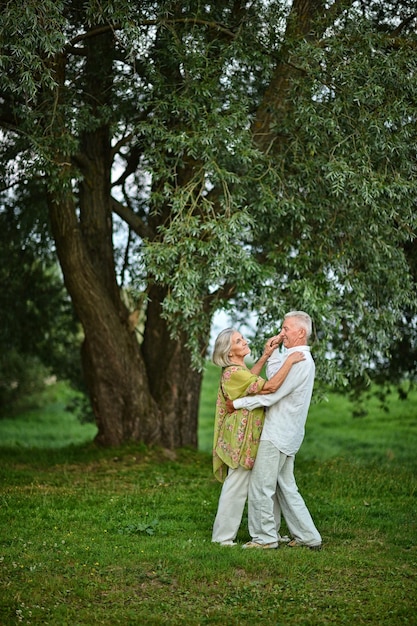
[[277, 534, 291, 544], [287, 539, 322, 551], [242, 541, 279, 549], [217, 540, 237, 546]]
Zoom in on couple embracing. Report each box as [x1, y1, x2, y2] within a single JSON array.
[[211, 311, 322, 551]]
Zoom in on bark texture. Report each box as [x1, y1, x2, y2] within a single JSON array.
[[45, 27, 206, 448]]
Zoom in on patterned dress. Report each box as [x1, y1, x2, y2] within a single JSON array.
[[212, 365, 266, 483]]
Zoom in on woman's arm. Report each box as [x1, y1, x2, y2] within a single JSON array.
[[221, 365, 267, 404], [250, 335, 281, 376], [260, 351, 305, 393], [224, 351, 307, 411]]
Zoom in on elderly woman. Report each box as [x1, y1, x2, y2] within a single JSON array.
[[211, 327, 305, 546]]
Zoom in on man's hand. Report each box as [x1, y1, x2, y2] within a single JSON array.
[[225, 398, 235, 413]]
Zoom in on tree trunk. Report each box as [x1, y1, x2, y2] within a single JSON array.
[[141, 284, 209, 449], [253, 0, 328, 152], [49, 187, 205, 448], [47, 187, 159, 446], [45, 28, 206, 449]]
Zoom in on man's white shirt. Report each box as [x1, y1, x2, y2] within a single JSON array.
[[233, 346, 315, 456]]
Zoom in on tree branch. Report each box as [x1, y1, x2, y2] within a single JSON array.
[[111, 197, 154, 240], [252, 0, 356, 153], [64, 17, 236, 55], [391, 13, 417, 36]]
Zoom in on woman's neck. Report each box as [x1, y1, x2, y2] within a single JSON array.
[[230, 359, 246, 367]]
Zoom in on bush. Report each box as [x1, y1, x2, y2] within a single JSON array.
[[0, 349, 51, 416]]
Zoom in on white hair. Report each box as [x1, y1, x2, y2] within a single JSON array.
[[284, 311, 312, 340], [212, 328, 238, 367]]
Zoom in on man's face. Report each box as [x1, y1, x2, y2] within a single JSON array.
[[280, 317, 306, 348]]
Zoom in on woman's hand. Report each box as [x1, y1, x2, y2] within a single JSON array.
[[260, 349, 306, 393], [262, 334, 282, 357], [287, 351, 305, 365]]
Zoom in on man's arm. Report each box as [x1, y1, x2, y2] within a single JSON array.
[[232, 361, 310, 411]]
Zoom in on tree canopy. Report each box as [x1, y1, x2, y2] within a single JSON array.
[[0, 0, 416, 446]]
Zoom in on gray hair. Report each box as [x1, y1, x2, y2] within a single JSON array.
[[212, 328, 238, 367], [284, 311, 312, 340]]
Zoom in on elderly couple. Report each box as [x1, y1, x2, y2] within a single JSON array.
[[211, 310, 322, 550]]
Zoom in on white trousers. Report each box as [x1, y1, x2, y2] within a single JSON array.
[[248, 440, 322, 547], [212, 465, 250, 543]]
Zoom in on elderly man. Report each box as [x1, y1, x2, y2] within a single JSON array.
[[229, 311, 322, 550]]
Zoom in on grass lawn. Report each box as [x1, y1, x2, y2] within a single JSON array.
[[0, 382, 97, 449], [0, 369, 416, 624]]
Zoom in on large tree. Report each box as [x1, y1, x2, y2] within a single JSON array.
[[0, 0, 416, 446]]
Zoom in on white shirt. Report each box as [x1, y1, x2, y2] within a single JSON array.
[[233, 346, 315, 456]]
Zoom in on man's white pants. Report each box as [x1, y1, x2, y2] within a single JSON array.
[[212, 466, 250, 543], [248, 440, 322, 547]]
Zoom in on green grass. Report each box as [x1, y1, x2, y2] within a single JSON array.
[[0, 368, 416, 624], [0, 381, 97, 448]]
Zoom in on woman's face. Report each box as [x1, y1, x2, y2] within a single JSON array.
[[229, 332, 250, 362]]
